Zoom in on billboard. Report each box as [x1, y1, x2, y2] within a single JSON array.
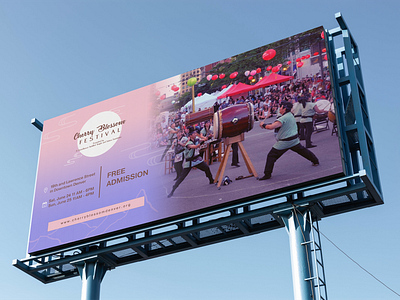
[[29, 26, 344, 254]]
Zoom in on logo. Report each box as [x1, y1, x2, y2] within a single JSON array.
[[75, 111, 125, 157]]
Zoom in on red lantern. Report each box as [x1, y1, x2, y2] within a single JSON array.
[[256, 68, 261, 73], [160, 94, 166, 100], [197, 93, 202, 97], [305, 54, 310, 59], [272, 66, 279, 73], [221, 85, 227, 89], [248, 76, 253, 80], [321, 31, 325, 39], [155, 91, 161, 96], [219, 73, 225, 79], [301, 56, 306, 60], [296, 58, 302, 62], [298, 62, 304, 68], [171, 85, 179, 92], [267, 66, 272, 71], [262, 49, 276, 60], [322, 48, 326, 53], [212, 75, 218, 80], [324, 55, 327, 61], [286, 61, 292, 65], [314, 52, 319, 56], [229, 72, 237, 79]]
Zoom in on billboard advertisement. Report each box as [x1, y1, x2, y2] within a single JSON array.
[[29, 26, 344, 254]]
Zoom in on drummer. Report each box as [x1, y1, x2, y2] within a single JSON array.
[[167, 127, 214, 198], [292, 100, 303, 138], [299, 94, 325, 148], [258, 101, 319, 181]]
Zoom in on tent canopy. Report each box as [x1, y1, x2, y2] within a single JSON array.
[[217, 82, 253, 99], [252, 73, 293, 89], [217, 74, 293, 100]]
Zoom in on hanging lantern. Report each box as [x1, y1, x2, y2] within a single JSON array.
[[219, 73, 225, 79], [267, 66, 272, 71], [298, 62, 304, 68], [187, 77, 198, 86], [324, 55, 328, 61], [197, 93, 202, 97], [245, 70, 250, 76], [305, 54, 310, 59], [321, 31, 325, 39], [250, 70, 257, 76], [314, 52, 319, 56], [229, 72, 237, 79], [171, 85, 179, 92], [322, 48, 326, 53], [256, 68, 262, 73], [286, 61, 292, 65], [155, 91, 161, 96], [296, 58, 302, 62], [248, 76, 253, 80], [207, 74, 212, 81], [221, 85, 227, 89], [301, 56, 306, 60], [262, 49, 276, 60], [211, 75, 218, 81], [272, 66, 279, 73], [160, 94, 166, 100]]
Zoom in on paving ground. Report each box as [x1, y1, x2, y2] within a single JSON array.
[[142, 116, 343, 221]]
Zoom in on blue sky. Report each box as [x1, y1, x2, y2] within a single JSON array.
[[1, 1, 399, 299]]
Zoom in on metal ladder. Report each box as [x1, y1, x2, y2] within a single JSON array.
[[302, 213, 328, 300]]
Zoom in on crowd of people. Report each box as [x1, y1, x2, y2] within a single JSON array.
[[149, 72, 333, 197]]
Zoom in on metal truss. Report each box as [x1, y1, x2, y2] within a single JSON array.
[[327, 12, 382, 196], [15, 13, 383, 291], [14, 170, 382, 284]]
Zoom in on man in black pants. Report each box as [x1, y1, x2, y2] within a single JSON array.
[[167, 128, 214, 198], [259, 101, 319, 180]]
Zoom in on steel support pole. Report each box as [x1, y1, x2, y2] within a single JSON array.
[[74, 258, 108, 300], [281, 209, 314, 300]]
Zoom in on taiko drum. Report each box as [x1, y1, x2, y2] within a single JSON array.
[[213, 103, 254, 139], [185, 107, 214, 126]]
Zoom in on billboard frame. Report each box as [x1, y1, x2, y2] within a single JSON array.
[[14, 13, 383, 299]]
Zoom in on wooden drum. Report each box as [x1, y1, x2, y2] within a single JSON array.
[[213, 103, 254, 139], [185, 107, 214, 126]]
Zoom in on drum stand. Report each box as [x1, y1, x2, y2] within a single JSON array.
[[214, 133, 258, 189]]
